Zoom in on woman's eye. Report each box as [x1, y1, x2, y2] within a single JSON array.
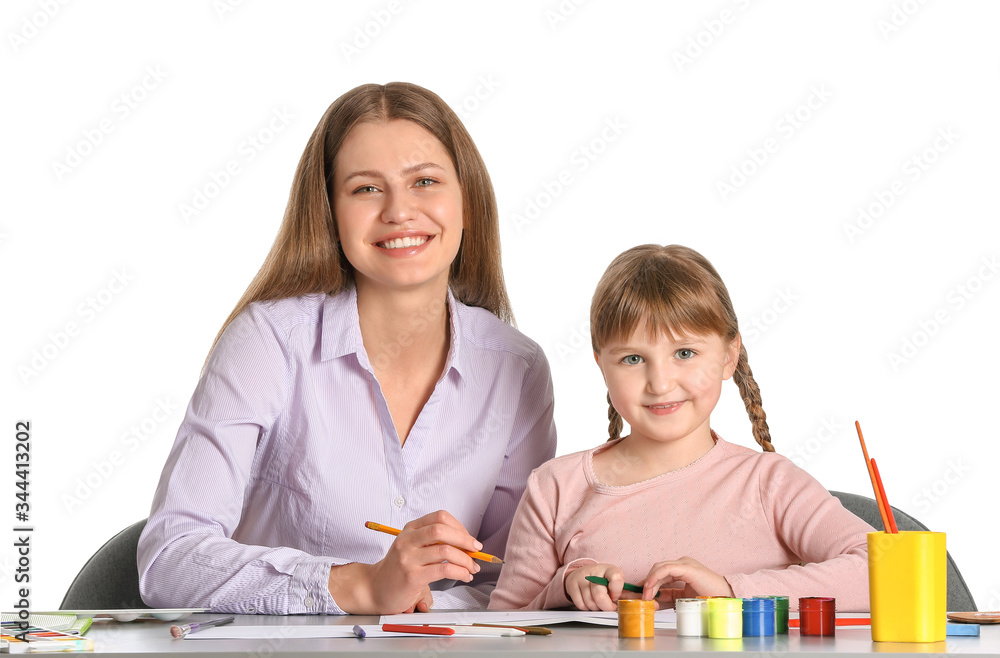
[[676, 349, 695, 360], [354, 184, 378, 194], [415, 177, 436, 187], [622, 355, 643, 365]]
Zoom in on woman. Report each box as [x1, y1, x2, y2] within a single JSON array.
[[137, 83, 556, 615]]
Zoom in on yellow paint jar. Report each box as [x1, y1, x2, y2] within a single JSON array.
[[617, 599, 656, 638], [708, 597, 743, 639]]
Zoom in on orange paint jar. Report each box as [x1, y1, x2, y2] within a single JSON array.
[[618, 599, 656, 638]]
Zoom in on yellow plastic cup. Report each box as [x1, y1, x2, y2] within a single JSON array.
[[868, 531, 946, 642]]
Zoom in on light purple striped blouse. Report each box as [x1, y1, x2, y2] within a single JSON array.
[[136, 285, 556, 614]]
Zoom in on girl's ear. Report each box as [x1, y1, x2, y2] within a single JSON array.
[[723, 333, 742, 380], [593, 350, 610, 386]]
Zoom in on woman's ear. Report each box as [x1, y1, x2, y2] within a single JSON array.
[[723, 333, 741, 380]]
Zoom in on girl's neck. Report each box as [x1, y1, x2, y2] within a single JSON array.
[[596, 425, 716, 486]]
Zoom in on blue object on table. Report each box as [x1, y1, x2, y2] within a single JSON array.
[[946, 622, 980, 636], [742, 597, 775, 637]]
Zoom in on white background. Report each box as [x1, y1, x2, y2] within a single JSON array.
[[3, 0, 998, 611]]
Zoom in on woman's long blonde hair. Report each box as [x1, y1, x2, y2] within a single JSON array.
[[209, 82, 512, 355], [590, 244, 773, 452]]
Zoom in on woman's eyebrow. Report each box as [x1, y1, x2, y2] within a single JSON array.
[[342, 162, 445, 184]]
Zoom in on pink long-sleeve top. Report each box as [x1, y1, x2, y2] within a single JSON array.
[[137, 285, 556, 614], [490, 435, 873, 611]]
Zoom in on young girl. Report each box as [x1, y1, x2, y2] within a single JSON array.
[[490, 244, 872, 612]]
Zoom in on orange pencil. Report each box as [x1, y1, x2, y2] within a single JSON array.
[[364, 521, 504, 564], [855, 421, 891, 533], [870, 458, 899, 533]]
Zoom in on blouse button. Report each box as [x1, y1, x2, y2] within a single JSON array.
[[394, 496, 405, 507]]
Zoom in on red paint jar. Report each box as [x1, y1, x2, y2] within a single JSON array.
[[799, 597, 836, 636]]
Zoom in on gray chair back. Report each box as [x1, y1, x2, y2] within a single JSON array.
[[830, 490, 976, 612], [60, 519, 149, 610]]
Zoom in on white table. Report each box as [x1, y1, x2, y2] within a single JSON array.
[[73, 613, 1000, 656]]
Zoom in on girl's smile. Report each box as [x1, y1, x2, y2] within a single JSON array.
[[645, 400, 685, 415]]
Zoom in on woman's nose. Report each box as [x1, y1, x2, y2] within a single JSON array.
[[381, 187, 416, 224]]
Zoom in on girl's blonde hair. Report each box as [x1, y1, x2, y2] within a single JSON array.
[[209, 82, 512, 355], [590, 244, 773, 452]]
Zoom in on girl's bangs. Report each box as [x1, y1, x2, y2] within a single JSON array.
[[594, 277, 729, 350]]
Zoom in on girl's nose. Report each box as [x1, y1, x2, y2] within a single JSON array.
[[646, 364, 675, 396]]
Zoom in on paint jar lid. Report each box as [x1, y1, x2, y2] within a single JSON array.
[[707, 597, 743, 612], [799, 596, 836, 611], [675, 598, 705, 612], [760, 595, 789, 609], [617, 599, 656, 613], [743, 597, 776, 612]]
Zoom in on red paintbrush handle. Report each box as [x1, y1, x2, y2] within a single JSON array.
[[870, 458, 899, 533]]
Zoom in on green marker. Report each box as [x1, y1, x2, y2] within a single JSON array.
[[585, 575, 659, 596]]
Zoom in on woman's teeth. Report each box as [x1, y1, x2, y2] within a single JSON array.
[[380, 236, 428, 249]]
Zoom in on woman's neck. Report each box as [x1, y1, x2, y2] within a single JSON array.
[[354, 278, 451, 376]]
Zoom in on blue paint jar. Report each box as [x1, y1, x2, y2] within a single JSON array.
[[742, 597, 775, 636], [765, 596, 789, 634]]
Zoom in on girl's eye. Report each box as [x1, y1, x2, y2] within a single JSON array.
[[622, 354, 643, 365], [354, 184, 379, 194], [415, 177, 436, 187], [676, 349, 695, 360]]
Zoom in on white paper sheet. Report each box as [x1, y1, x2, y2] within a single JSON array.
[[186, 624, 522, 639], [186, 625, 359, 639], [379, 609, 678, 629]]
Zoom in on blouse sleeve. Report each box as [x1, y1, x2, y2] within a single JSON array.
[[488, 465, 597, 611], [136, 304, 346, 615], [725, 457, 875, 611], [431, 342, 558, 609]]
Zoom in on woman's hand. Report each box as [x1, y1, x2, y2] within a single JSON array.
[[328, 510, 482, 614], [564, 564, 633, 612], [640, 556, 733, 607]]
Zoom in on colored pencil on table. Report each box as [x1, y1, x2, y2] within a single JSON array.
[[870, 458, 899, 533], [855, 421, 893, 533], [169, 616, 235, 638], [472, 623, 552, 636], [381, 624, 455, 636], [364, 521, 504, 564]]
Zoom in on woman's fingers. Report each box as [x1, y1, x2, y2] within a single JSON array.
[[396, 511, 482, 575], [406, 510, 481, 546], [347, 510, 483, 615], [413, 586, 434, 613]]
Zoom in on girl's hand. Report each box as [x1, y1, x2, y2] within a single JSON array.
[[640, 556, 733, 607], [328, 510, 481, 614], [564, 564, 632, 612]]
